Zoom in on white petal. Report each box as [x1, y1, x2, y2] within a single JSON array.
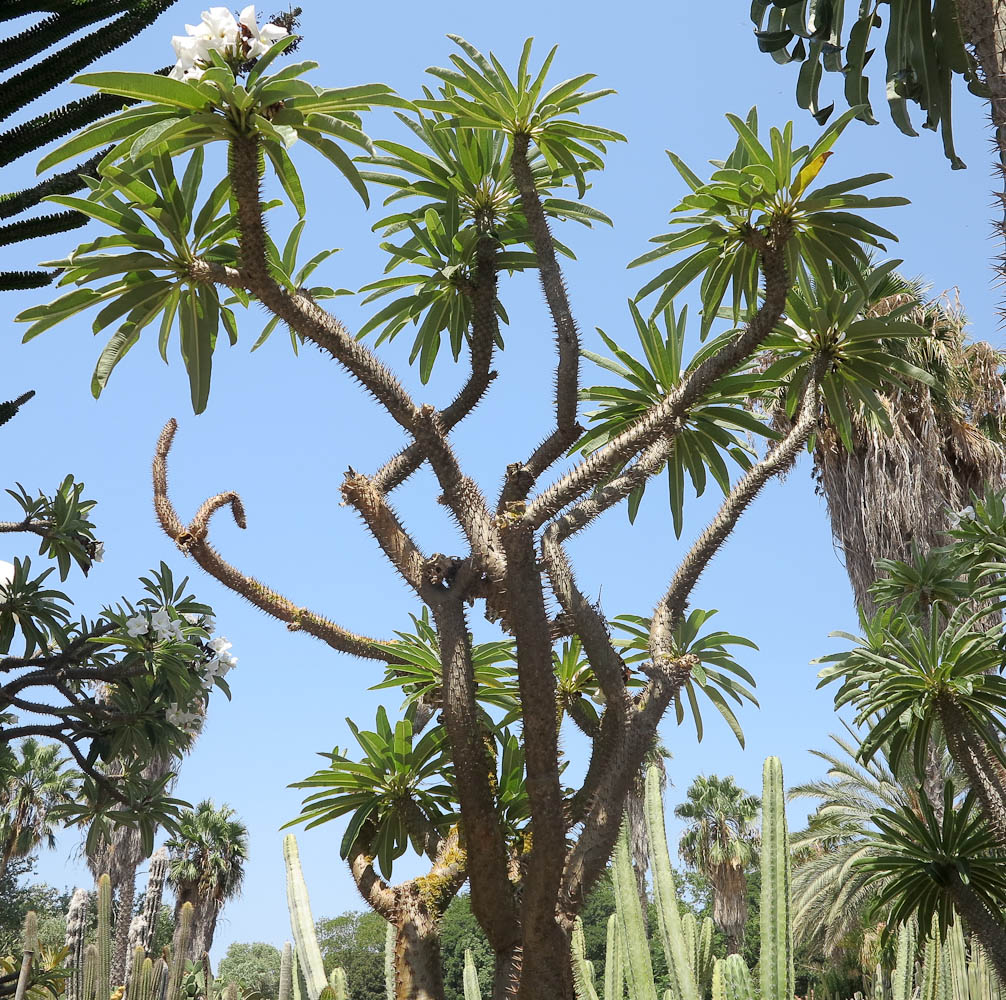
[[238, 5, 258, 31], [0, 560, 14, 589], [259, 22, 287, 43]]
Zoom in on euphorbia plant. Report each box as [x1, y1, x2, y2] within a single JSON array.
[[17, 15, 930, 998]]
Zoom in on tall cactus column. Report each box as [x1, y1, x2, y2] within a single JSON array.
[[97, 875, 112, 1000], [65, 889, 88, 1000], [759, 757, 793, 1000]]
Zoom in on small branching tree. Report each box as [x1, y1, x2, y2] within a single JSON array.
[[16, 14, 940, 1000]]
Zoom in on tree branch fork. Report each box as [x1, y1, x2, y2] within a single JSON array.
[[152, 131, 814, 988]]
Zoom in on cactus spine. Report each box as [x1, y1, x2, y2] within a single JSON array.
[[124, 948, 145, 1000], [96, 875, 112, 1000], [66, 888, 89, 1000], [166, 902, 193, 1000], [571, 916, 599, 1000], [759, 757, 792, 1000], [643, 764, 700, 1000], [279, 942, 293, 1000], [463, 949, 482, 1000], [149, 958, 166, 1000], [711, 954, 754, 1000], [139, 849, 169, 955], [283, 835, 328, 1000]]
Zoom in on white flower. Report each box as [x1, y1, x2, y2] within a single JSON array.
[[238, 5, 288, 57], [125, 614, 149, 638], [208, 636, 232, 655], [182, 613, 201, 625], [165, 702, 204, 732], [201, 615, 216, 633], [198, 7, 239, 47], [949, 505, 976, 528], [92, 541, 104, 564], [0, 560, 14, 592], [151, 607, 184, 642]]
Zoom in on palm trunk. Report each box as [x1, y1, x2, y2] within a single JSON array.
[[948, 874, 1006, 984], [938, 697, 1006, 847]]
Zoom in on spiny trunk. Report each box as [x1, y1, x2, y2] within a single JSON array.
[[939, 697, 1006, 847], [110, 863, 138, 986], [515, 920, 573, 1000], [492, 948, 521, 1000], [955, 0, 1006, 288], [948, 874, 1006, 984], [391, 901, 446, 1000]]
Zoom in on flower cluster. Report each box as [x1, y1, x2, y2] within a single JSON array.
[[949, 505, 977, 528], [169, 6, 288, 81], [122, 608, 237, 733]]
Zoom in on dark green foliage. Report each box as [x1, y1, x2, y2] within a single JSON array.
[[313, 912, 385, 1000], [0, 857, 72, 956], [0, 0, 177, 290]]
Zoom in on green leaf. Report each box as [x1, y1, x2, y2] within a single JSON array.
[[179, 286, 216, 414], [74, 72, 212, 110], [298, 130, 370, 207], [264, 141, 307, 217]]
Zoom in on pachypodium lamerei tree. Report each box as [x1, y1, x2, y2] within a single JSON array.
[[0, 436, 230, 852], [17, 13, 934, 997]]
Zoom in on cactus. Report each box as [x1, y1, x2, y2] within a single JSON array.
[[279, 943, 293, 1000], [613, 822, 658, 1000], [66, 888, 89, 1000], [283, 835, 328, 1000], [759, 757, 792, 1000], [328, 968, 347, 1000], [96, 875, 112, 1000], [124, 948, 145, 1000], [462, 949, 482, 1000], [710, 955, 754, 1000], [139, 850, 169, 955], [13, 912, 38, 1000], [166, 902, 193, 1000], [642, 764, 700, 1000], [604, 913, 624, 1000], [131, 958, 155, 1000], [123, 917, 145, 993], [891, 921, 916, 1000], [384, 924, 395, 1000], [291, 948, 302, 1000], [83, 944, 99, 1000], [571, 916, 599, 1000], [149, 958, 166, 1000]]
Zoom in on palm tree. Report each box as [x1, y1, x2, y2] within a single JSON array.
[[789, 728, 957, 976], [674, 775, 759, 954], [785, 268, 1006, 614], [0, 738, 77, 878], [166, 800, 248, 963], [857, 783, 1006, 984], [822, 612, 1006, 851]]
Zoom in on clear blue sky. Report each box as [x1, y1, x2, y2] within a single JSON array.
[[3, 0, 1000, 961]]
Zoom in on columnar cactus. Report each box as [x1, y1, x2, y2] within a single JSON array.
[[83, 944, 99, 1000], [759, 757, 793, 1000], [166, 902, 193, 1000], [463, 950, 482, 1000], [891, 921, 916, 1000], [384, 925, 395, 1000], [65, 888, 89, 1000], [139, 849, 169, 955], [612, 822, 658, 1000], [328, 968, 347, 1000], [283, 835, 327, 1000], [571, 916, 599, 1000], [604, 914, 624, 1000], [97, 875, 113, 1000], [643, 764, 700, 1000], [279, 943, 293, 1000], [13, 912, 38, 1000], [710, 955, 754, 1000], [125, 948, 145, 1000]]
